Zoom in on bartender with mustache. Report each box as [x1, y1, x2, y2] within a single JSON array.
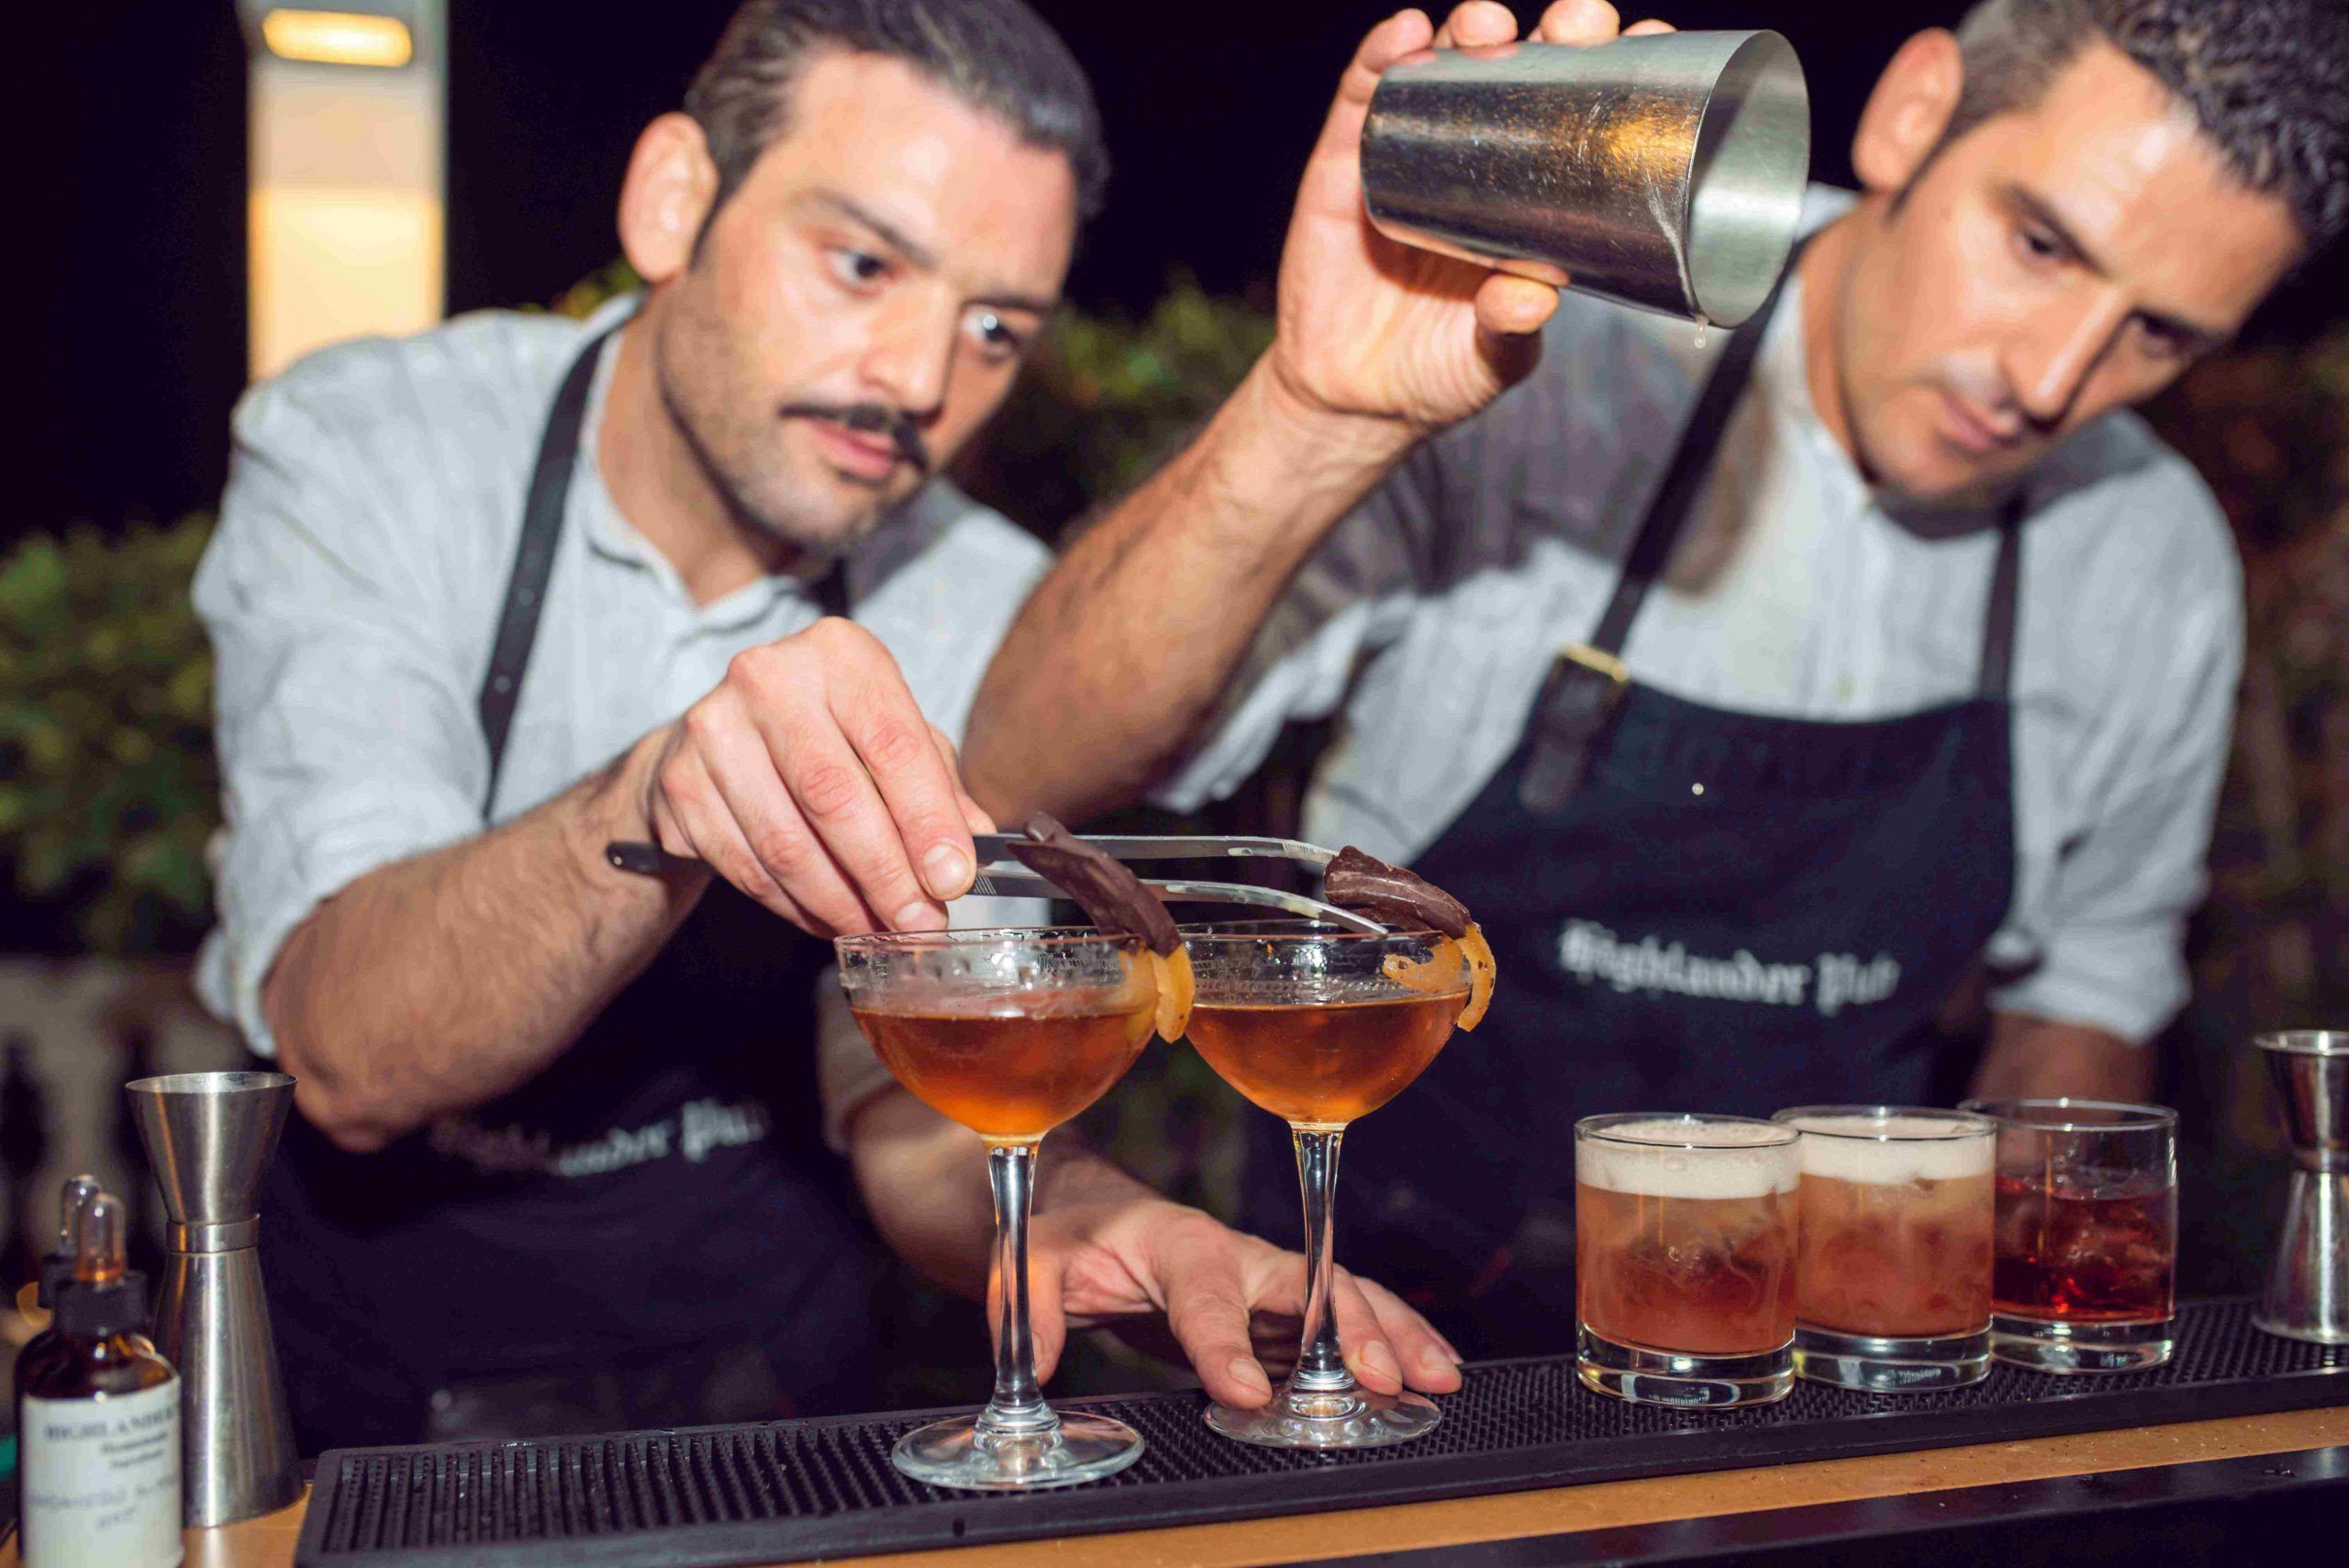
[[194, 0, 1455, 1449], [969, 0, 2347, 1347]]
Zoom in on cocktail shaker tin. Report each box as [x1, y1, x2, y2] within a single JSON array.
[[1362, 32, 1811, 325]]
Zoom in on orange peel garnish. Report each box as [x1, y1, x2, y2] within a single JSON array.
[[1381, 937, 1466, 996], [1149, 946, 1195, 1043], [1456, 924, 1496, 1030], [1116, 950, 1156, 1048]]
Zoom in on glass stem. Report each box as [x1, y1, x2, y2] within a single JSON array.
[[978, 1141, 1057, 1436], [1289, 1127, 1354, 1394]]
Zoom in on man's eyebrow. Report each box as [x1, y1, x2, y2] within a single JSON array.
[[807, 189, 1058, 317], [2003, 183, 2105, 274], [2002, 183, 2225, 346], [970, 289, 1060, 317], [810, 190, 938, 271]]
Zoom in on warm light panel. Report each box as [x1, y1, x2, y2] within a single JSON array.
[[261, 9, 413, 68], [249, 186, 442, 378]]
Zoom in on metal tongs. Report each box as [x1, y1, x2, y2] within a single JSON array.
[[606, 833, 1384, 931], [965, 834, 1383, 932]]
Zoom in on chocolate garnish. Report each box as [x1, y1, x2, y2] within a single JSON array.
[[1323, 846, 1472, 939], [1008, 815, 1183, 955]]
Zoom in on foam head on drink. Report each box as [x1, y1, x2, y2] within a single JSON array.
[[1783, 1113, 1996, 1184], [1779, 1114, 1996, 1340], [1573, 1118, 1799, 1357]]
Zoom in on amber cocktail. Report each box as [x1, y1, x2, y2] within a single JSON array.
[[855, 992, 1152, 1143], [1963, 1098, 2178, 1373], [838, 929, 1161, 1489], [1183, 923, 1469, 1449], [1773, 1106, 1997, 1391], [1185, 994, 1461, 1128], [1574, 1114, 1799, 1407]]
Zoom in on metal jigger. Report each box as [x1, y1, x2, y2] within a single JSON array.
[[1362, 32, 1810, 326], [2254, 1032, 2349, 1343], [127, 1071, 304, 1524]]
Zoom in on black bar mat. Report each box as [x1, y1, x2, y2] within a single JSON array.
[[296, 1298, 2347, 1567]]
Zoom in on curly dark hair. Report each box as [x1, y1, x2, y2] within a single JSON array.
[[1943, 0, 2349, 251], [683, 0, 1108, 225]]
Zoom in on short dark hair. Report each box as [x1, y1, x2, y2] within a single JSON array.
[[1940, 0, 2349, 251], [683, 0, 1108, 223]]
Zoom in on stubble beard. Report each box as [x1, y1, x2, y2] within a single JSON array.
[[650, 301, 890, 562]]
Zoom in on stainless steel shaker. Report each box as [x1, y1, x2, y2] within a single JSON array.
[[127, 1071, 305, 1524], [1362, 31, 1810, 325], [2254, 1030, 2349, 1343]]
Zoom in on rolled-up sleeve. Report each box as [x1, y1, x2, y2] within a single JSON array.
[[1991, 490, 2243, 1044], [194, 372, 490, 1056], [1150, 442, 1442, 812]]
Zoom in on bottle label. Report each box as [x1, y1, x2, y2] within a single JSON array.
[[21, 1380, 183, 1568]]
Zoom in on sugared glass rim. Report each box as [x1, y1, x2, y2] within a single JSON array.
[[1174, 917, 1455, 943], [834, 926, 1148, 955], [1958, 1096, 2177, 1133], [1574, 1111, 1798, 1150], [1771, 1105, 1998, 1142], [2256, 1030, 2349, 1057]]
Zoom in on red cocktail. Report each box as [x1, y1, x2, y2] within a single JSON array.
[[1964, 1098, 2178, 1373]]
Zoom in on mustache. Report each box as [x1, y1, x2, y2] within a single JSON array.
[[779, 402, 931, 476]]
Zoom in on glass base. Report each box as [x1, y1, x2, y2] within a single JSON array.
[[1794, 1324, 1990, 1392], [1205, 1381, 1441, 1450], [1990, 1312, 2176, 1373], [1577, 1324, 1793, 1408], [891, 1410, 1144, 1491]]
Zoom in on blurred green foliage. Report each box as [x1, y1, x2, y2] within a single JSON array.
[[2149, 328, 2349, 1030], [950, 276, 1275, 536], [0, 516, 218, 952]]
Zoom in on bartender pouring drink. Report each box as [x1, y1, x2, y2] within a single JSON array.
[[969, 0, 2348, 1346], [194, 0, 1457, 1451]]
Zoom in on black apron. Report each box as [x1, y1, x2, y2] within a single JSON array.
[[262, 325, 885, 1451], [1241, 270, 2023, 1351]]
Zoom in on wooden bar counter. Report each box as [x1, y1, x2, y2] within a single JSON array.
[[11, 1403, 2345, 1568]]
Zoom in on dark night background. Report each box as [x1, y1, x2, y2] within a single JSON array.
[[31, 1, 2340, 545]]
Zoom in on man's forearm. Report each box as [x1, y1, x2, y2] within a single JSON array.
[[265, 733, 703, 1151], [1969, 1013, 2154, 1102], [965, 361, 1414, 822]]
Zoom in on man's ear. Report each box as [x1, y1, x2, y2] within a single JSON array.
[[618, 112, 720, 284], [1853, 29, 1965, 195]]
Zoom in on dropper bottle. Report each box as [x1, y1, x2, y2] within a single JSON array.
[[17, 1174, 101, 1358], [14, 1191, 183, 1568]]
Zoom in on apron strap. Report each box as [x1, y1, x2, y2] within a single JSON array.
[[1976, 505, 2024, 700], [476, 316, 853, 814], [1516, 244, 1803, 812], [1586, 253, 1803, 662], [479, 322, 625, 813]]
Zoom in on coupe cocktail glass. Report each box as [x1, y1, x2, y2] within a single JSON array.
[[1962, 1097, 2178, 1372], [1575, 1114, 1799, 1407], [1773, 1106, 1998, 1391], [836, 928, 1160, 1489], [1181, 921, 1469, 1448]]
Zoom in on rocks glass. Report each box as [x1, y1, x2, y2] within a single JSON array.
[[1773, 1106, 1998, 1390], [1574, 1114, 1799, 1407], [1962, 1098, 2179, 1373]]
